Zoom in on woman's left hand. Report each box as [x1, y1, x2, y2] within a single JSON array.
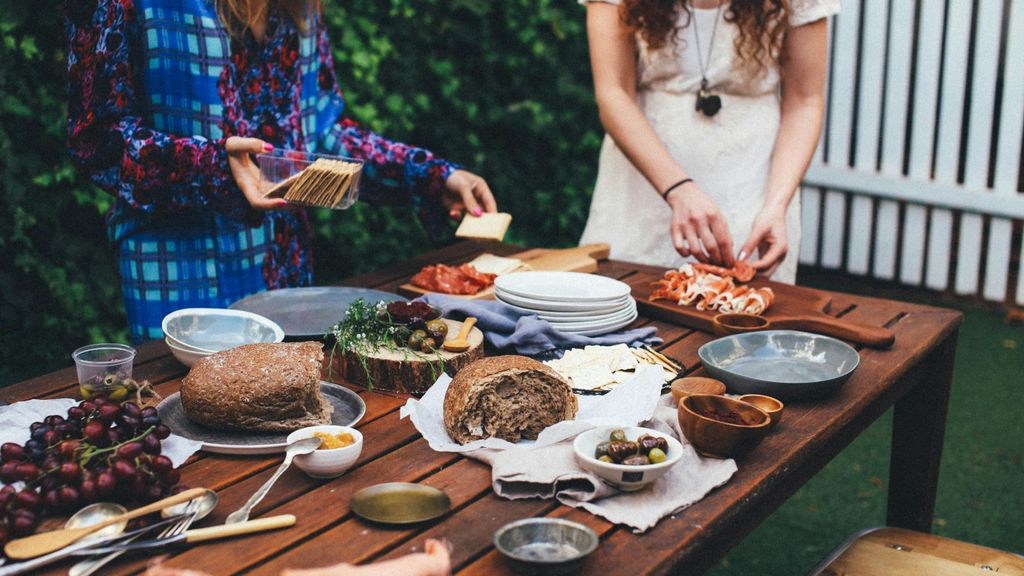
[[443, 169, 497, 219], [738, 205, 789, 278]]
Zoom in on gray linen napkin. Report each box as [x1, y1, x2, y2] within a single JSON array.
[[418, 294, 660, 356], [470, 396, 738, 533]]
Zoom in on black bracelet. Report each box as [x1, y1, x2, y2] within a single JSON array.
[[661, 178, 694, 201]]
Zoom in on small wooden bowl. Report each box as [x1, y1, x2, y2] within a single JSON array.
[[712, 313, 769, 337], [738, 394, 785, 429], [678, 394, 771, 459], [670, 377, 727, 403]]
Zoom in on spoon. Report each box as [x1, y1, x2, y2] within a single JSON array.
[[3, 487, 207, 560], [0, 502, 130, 575], [68, 489, 219, 576], [225, 437, 321, 524], [442, 317, 477, 352]]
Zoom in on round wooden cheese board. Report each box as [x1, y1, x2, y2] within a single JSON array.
[[329, 319, 484, 395]]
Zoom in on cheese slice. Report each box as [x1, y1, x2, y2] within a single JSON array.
[[467, 253, 524, 276], [455, 212, 512, 241]]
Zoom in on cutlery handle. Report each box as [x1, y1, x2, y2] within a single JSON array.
[[109, 487, 207, 527], [0, 538, 98, 575], [228, 455, 295, 523], [185, 515, 296, 543]]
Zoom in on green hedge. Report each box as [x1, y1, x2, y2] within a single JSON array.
[[0, 0, 602, 385]]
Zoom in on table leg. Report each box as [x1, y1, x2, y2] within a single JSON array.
[[886, 328, 959, 531]]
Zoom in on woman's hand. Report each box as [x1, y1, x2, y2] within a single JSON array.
[[738, 204, 788, 278], [225, 136, 288, 211], [444, 169, 497, 219], [667, 183, 734, 265]]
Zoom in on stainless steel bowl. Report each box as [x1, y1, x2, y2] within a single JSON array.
[[698, 330, 860, 401], [494, 518, 598, 575]]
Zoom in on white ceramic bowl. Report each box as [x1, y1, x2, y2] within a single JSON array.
[[573, 426, 683, 491], [162, 308, 284, 354], [286, 425, 363, 479], [165, 338, 210, 368]]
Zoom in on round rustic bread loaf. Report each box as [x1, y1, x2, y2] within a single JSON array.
[[181, 342, 332, 432], [443, 355, 578, 444]]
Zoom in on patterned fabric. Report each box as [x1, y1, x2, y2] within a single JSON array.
[[65, 0, 459, 341]]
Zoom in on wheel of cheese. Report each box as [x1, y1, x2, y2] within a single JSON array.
[[327, 319, 484, 395]]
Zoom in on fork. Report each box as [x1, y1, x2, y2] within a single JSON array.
[[68, 500, 202, 576]]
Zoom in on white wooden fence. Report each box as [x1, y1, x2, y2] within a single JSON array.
[[800, 0, 1024, 304]]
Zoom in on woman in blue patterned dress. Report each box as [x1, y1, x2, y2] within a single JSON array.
[[65, 0, 497, 342]]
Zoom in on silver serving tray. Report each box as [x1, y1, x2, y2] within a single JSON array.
[[229, 287, 405, 340], [157, 382, 365, 454]]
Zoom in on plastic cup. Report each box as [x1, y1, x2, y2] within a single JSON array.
[[72, 343, 136, 397]]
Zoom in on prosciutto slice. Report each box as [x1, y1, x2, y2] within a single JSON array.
[[411, 264, 496, 295]]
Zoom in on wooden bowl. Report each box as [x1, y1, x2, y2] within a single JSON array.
[[738, 394, 784, 429], [712, 313, 769, 337], [678, 394, 771, 458], [670, 377, 727, 403]]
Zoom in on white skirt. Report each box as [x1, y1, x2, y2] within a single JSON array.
[[579, 90, 800, 283]]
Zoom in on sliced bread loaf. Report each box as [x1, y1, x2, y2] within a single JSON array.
[[181, 342, 332, 432], [443, 355, 577, 444]]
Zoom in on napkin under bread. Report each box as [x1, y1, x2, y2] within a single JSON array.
[[401, 367, 737, 533]]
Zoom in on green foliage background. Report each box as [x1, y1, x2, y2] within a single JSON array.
[[0, 0, 602, 385]]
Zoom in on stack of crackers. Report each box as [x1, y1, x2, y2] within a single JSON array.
[[265, 159, 362, 209]]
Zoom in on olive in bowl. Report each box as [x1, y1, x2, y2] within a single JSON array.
[[573, 426, 682, 491], [286, 425, 363, 479]]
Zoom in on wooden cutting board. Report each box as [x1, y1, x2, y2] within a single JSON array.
[[398, 244, 611, 300], [629, 273, 896, 349]]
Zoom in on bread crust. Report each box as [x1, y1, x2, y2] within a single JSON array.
[[181, 342, 332, 432], [443, 355, 578, 444]]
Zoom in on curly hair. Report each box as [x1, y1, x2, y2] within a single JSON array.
[[621, 0, 789, 74], [216, 0, 319, 40]]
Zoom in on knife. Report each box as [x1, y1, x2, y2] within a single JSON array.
[[72, 514, 296, 555], [0, 515, 189, 576]]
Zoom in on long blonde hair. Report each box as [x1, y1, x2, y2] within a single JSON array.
[[216, 0, 316, 41]]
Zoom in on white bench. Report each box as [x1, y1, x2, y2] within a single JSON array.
[[800, 0, 1024, 304]]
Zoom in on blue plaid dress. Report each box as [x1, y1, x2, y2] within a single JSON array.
[[66, 0, 459, 342]]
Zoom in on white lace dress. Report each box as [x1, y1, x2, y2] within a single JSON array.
[[578, 0, 839, 282]]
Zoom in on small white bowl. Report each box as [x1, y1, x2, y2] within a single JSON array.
[[573, 426, 683, 491], [162, 308, 284, 354], [286, 425, 363, 479], [165, 338, 210, 368]]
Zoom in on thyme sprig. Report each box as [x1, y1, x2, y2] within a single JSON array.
[[327, 299, 446, 389]]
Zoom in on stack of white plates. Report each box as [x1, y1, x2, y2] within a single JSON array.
[[494, 272, 637, 336]]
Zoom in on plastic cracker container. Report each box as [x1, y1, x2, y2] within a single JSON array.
[[257, 148, 363, 210]]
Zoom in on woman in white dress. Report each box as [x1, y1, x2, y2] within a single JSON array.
[[578, 0, 838, 282]]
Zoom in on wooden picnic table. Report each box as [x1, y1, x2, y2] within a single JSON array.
[[11, 240, 961, 575]]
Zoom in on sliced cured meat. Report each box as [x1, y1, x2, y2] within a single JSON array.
[[648, 263, 773, 315], [691, 261, 756, 283], [411, 264, 496, 295]]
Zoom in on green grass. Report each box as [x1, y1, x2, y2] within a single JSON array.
[[707, 271, 1024, 575]]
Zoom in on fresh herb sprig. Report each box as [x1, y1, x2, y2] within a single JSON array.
[[327, 299, 446, 389]]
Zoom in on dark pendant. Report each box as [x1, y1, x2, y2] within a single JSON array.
[[697, 89, 722, 117]]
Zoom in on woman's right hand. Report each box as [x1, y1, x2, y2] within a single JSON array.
[[666, 182, 734, 266], [225, 136, 288, 211]]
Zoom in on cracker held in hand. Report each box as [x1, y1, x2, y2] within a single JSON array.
[[455, 212, 512, 241], [443, 356, 578, 444], [265, 158, 362, 209]]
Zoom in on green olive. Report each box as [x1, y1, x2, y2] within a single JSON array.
[[609, 429, 627, 443], [426, 319, 448, 339], [407, 329, 427, 351], [421, 337, 437, 351], [622, 454, 652, 466], [597, 455, 614, 463], [648, 447, 667, 464]]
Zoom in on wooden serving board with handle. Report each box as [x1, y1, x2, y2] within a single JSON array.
[[628, 272, 896, 349], [398, 243, 611, 300]]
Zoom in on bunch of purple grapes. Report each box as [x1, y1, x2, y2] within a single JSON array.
[[0, 398, 183, 545]]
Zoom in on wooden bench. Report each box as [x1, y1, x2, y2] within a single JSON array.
[[809, 527, 1024, 575]]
